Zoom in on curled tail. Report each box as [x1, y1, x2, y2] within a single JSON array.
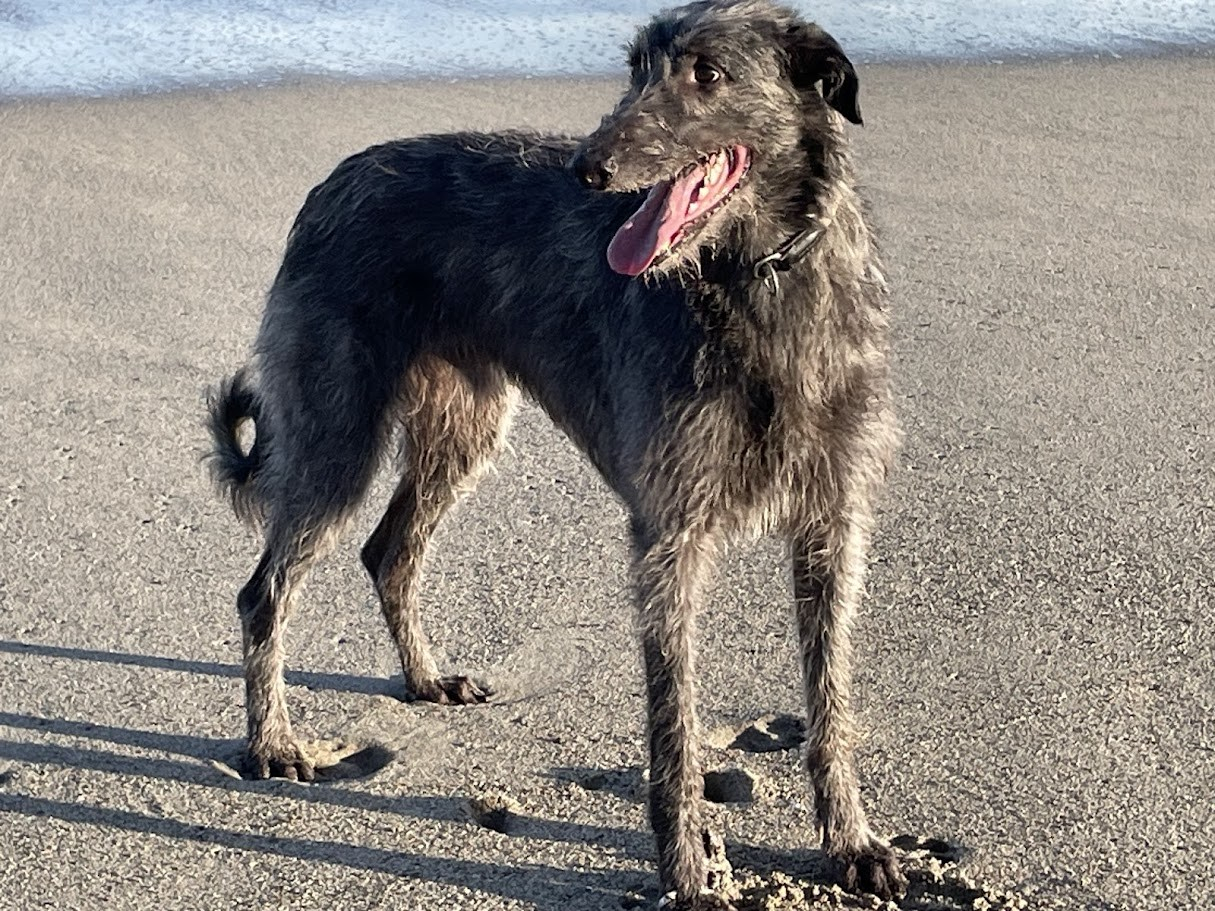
[[206, 368, 265, 528]]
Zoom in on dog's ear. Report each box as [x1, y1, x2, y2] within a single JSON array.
[[783, 24, 863, 125]]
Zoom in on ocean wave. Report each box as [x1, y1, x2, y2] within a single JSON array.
[[1, 0, 1213, 97]]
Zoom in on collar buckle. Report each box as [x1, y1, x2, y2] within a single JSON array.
[[752, 251, 783, 294], [751, 219, 825, 296]]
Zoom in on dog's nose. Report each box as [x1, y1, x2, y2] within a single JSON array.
[[572, 151, 616, 191]]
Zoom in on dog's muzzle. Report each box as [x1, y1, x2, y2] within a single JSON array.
[[571, 147, 618, 191]]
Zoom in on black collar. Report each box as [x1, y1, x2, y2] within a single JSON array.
[[751, 217, 825, 296]]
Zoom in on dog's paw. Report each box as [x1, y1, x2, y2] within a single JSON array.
[[835, 838, 907, 900], [243, 741, 316, 782], [410, 675, 491, 705], [657, 891, 735, 911]]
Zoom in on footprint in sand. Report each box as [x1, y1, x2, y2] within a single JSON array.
[[702, 767, 761, 804], [208, 739, 396, 783], [464, 791, 521, 834], [562, 765, 649, 801], [707, 714, 806, 753], [563, 765, 763, 805]]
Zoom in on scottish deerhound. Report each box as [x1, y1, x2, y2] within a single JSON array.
[[207, 0, 904, 905]]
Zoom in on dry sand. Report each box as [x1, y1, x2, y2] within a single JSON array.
[[0, 57, 1212, 911]]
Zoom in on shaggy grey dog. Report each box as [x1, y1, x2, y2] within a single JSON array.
[[208, 0, 905, 905]]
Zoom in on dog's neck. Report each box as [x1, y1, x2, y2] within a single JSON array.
[[750, 216, 828, 297], [690, 176, 884, 404]]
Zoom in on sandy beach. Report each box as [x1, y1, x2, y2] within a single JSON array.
[[0, 56, 1212, 911]]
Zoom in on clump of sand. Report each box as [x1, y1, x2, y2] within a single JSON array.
[[720, 836, 1029, 911]]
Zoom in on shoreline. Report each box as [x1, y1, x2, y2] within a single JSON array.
[[2, 40, 1214, 105]]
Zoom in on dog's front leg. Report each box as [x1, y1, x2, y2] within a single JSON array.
[[791, 518, 905, 899], [633, 526, 734, 911]]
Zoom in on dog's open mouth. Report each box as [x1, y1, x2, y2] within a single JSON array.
[[607, 145, 751, 276]]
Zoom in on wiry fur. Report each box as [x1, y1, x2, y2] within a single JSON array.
[[205, 368, 265, 527], [207, 1, 905, 906]]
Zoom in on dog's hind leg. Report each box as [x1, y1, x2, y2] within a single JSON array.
[[791, 507, 906, 899], [239, 469, 380, 781], [361, 356, 517, 705], [632, 520, 732, 910], [238, 528, 325, 781], [237, 323, 400, 780]]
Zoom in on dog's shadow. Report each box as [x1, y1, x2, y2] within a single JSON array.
[[0, 643, 1059, 910], [0, 638, 400, 697], [2, 708, 1068, 911], [0, 710, 652, 911]]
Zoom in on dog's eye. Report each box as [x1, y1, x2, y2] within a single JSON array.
[[693, 61, 722, 85]]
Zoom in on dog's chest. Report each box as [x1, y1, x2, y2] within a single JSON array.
[[694, 379, 840, 532]]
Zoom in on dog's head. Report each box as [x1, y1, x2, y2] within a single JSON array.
[[572, 0, 862, 278]]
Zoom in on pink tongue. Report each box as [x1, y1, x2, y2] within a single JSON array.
[[607, 169, 703, 277]]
